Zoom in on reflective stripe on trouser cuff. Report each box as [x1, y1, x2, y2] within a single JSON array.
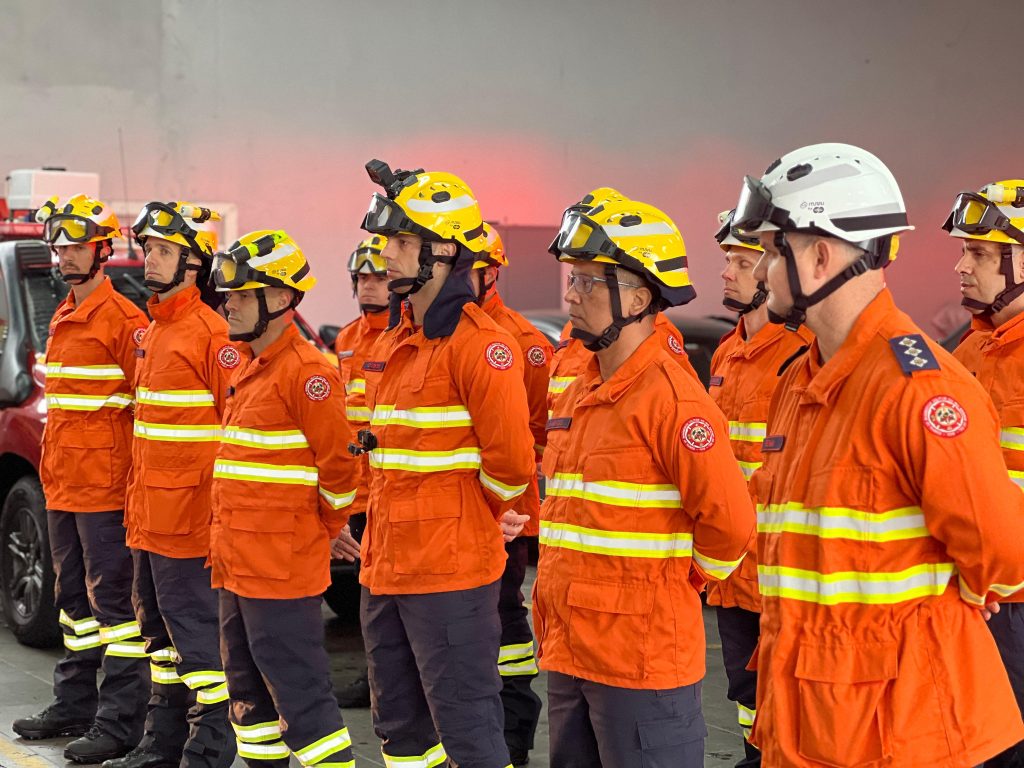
[[737, 702, 755, 733], [311, 762, 355, 768], [237, 740, 290, 761], [479, 470, 527, 501], [59, 610, 99, 635], [64, 632, 102, 651], [151, 663, 183, 685], [232, 721, 282, 743], [539, 521, 692, 558], [105, 641, 148, 658], [382, 743, 448, 768], [498, 641, 538, 676], [180, 670, 227, 689], [294, 728, 352, 765], [759, 562, 955, 605], [150, 647, 180, 663], [98, 620, 142, 643], [196, 683, 229, 705]]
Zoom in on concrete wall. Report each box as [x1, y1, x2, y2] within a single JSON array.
[[2, 0, 1019, 336]]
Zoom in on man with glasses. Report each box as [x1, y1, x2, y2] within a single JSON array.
[[357, 160, 535, 768], [946, 180, 1024, 768], [112, 202, 237, 768], [734, 144, 1024, 766], [13, 195, 149, 764], [537, 197, 755, 767]]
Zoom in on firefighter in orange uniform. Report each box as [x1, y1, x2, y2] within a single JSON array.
[[357, 161, 536, 768], [117, 202, 237, 768], [537, 197, 755, 767], [474, 223, 551, 765], [946, 180, 1024, 768], [546, 189, 699, 414], [735, 143, 1024, 766], [13, 196, 149, 762], [209, 230, 359, 768], [706, 208, 812, 767], [331, 235, 390, 709]]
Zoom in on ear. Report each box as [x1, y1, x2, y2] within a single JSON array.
[[431, 242, 457, 259], [812, 238, 833, 279], [629, 285, 654, 317], [267, 287, 294, 312], [1014, 245, 1024, 282]]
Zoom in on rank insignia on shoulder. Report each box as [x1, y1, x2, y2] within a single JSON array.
[[888, 334, 940, 375]]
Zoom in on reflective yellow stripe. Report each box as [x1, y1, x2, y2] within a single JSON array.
[[214, 459, 318, 486], [737, 702, 755, 728], [314, 762, 355, 768], [345, 407, 371, 422], [232, 721, 282, 743], [382, 743, 448, 768], [546, 473, 680, 509], [137, 387, 215, 407], [47, 393, 132, 411], [371, 405, 473, 428], [758, 562, 955, 605], [1010, 469, 1024, 490], [757, 503, 929, 543], [737, 460, 761, 480], [46, 363, 125, 380], [1000, 427, 1024, 451], [547, 376, 575, 395], [151, 647, 179, 663], [692, 548, 745, 579], [958, 574, 1024, 606], [345, 379, 366, 395], [150, 664, 183, 685], [479, 470, 527, 501], [98, 620, 141, 643], [105, 641, 148, 658], [539, 521, 693, 558], [59, 610, 99, 636], [197, 683, 229, 705], [64, 632, 102, 651], [319, 486, 356, 510], [369, 447, 481, 472], [134, 421, 221, 442], [499, 658, 539, 676], [497, 641, 535, 663], [181, 670, 227, 689], [294, 728, 352, 765], [237, 740, 290, 760], [221, 426, 310, 449], [729, 421, 767, 443]]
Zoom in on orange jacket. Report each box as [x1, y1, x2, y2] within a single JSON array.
[[334, 309, 389, 517], [482, 290, 552, 537], [210, 324, 359, 599], [752, 289, 1024, 767], [706, 317, 813, 612], [534, 331, 755, 690], [40, 278, 149, 513], [547, 313, 698, 415], [125, 287, 237, 558], [359, 302, 536, 595]]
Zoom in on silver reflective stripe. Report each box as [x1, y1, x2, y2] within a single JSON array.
[[539, 521, 693, 558], [46, 363, 125, 380], [221, 426, 310, 449], [728, 421, 767, 442], [759, 563, 956, 605], [757, 503, 929, 543], [546, 473, 680, 509], [1001, 427, 1024, 451], [137, 388, 215, 407]]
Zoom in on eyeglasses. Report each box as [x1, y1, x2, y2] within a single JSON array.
[[566, 272, 644, 295]]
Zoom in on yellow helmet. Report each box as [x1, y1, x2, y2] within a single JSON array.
[[715, 209, 763, 253], [348, 235, 387, 276], [472, 223, 508, 270], [213, 230, 317, 294], [362, 160, 486, 252], [132, 201, 222, 257], [943, 180, 1024, 246], [553, 198, 695, 308], [36, 194, 124, 246]]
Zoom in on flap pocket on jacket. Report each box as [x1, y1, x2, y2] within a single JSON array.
[[63, 429, 115, 450], [225, 506, 297, 580], [567, 580, 655, 615], [567, 580, 655, 681], [227, 506, 297, 534], [389, 498, 462, 523], [803, 466, 875, 511], [388, 493, 462, 575], [795, 640, 898, 684], [145, 468, 202, 490], [141, 468, 203, 536], [581, 447, 652, 484]]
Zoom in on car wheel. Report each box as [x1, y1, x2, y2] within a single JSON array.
[[0, 476, 60, 648]]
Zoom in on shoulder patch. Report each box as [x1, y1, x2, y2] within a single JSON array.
[[889, 334, 940, 375], [132, 327, 147, 346], [922, 395, 968, 438], [485, 341, 515, 371], [217, 344, 241, 370], [680, 417, 715, 452], [526, 345, 547, 368], [666, 334, 685, 356], [304, 374, 332, 401]]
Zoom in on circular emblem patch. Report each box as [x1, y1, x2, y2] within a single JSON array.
[[217, 345, 241, 370], [527, 345, 547, 368], [132, 328, 146, 346], [667, 334, 685, 356], [304, 375, 332, 401], [681, 417, 715, 452], [485, 341, 515, 371], [922, 395, 967, 438]]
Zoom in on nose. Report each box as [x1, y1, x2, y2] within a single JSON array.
[[564, 280, 581, 304], [954, 253, 971, 275]]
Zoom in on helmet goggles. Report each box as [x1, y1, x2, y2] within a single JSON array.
[[943, 191, 1024, 245], [361, 193, 439, 242], [733, 175, 796, 232], [43, 214, 111, 244], [212, 231, 287, 289]]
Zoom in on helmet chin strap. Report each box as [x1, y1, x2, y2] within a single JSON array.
[[475, 272, 496, 305], [723, 282, 768, 315], [359, 303, 388, 314], [961, 243, 1024, 314], [229, 288, 294, 343], [144, 244, 202, 294], [56, 242, 107, 285], [387, 241, 454, 295], [569, 263, 647, 352]]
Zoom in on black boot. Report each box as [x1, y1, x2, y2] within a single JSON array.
[[102, 746, 178, 768], [509, 747, 530, 766], [12, 704, 92, 740], [64, 725, 133, 764], [335, 670, 371, 708]]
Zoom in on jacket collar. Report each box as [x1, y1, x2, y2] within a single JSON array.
[[60, 277, 115, 323], [147, 285, 201, 322], [578, 331, 665, 406]]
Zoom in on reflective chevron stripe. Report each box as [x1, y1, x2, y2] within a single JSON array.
[[737, 460, 761, 480], [479, 470, 527, 501], [692, 548, 746, 579], [319, 486, 357, 510]]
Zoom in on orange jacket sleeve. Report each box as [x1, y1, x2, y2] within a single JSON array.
[[654, 390, 756, 582], [455, 332, 536, 518], [202, 331, 241, 420], [522, 336, 553, 453], [891, 378, 1024, 607], [109, 312, 150, 392]]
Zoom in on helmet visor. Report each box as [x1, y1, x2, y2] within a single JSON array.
[[133, 203, 195, 240], [733, 175, 793, 232], [43, 214, 96, 244], [211, 232, 281, 289], [361, 193, 432, 240], [553, 212, 616, 259], [714, 217, 761, 248], [944, 191, 1024, 245], [348, 246, 387, 275]]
